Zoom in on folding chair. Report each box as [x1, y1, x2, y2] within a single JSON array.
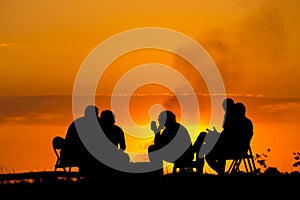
[[172, 131, 206, 174], [225, 145, 258, 175], [172, 159, 203, 174], [52, 136, 79, 180]]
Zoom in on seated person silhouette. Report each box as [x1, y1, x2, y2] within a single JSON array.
[[99, 109, 130, 166], [147, 110, 194, 175], [61, 105, 107, 178], [191, 98, 235, 175], [204, 99, 254, 175], [230, 102, 254, 156]]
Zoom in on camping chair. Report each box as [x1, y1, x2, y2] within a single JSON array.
[[225, 145, 258, 175], [52, 136, 79, 179], [172, 157, 203, 174], [172, 132, 206, 174]]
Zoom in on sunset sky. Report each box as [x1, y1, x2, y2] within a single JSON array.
[[1, 0, 300, 174]]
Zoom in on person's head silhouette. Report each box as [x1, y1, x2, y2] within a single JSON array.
[[158, 110, 176, 128], [84, 105, 99, 118], [222, 98, 235, 112], [100, 109, 116, 126], [235, 102, 246, 117]]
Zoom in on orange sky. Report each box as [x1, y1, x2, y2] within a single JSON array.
[[1, 0, 300, 174]]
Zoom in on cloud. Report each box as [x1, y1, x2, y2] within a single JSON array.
[[228, 95, 300, 123], [2, 116, 28, 125], [0, 94, 299, 126], [178, 1, 288, 95], [0, 42, 15, 47], [0, 95, 72, 126], [236, 2, 287, 64], [261, 102, 298, 111]]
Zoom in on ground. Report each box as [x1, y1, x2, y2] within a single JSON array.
[[0, 171, 299, 198]]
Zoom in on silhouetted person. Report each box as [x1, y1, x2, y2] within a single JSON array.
[[190, 99, 234, 175], [61, 105, 105, 178], [204, 98, 236, 175], [148, 110, 194, 175], [212, 97, 237, 153], [222, 97, 236, 130], [100, 110, 126, 151], [205, 99, 254, 175], [231, 102, 254, 155], [99, 109, 130, 165]]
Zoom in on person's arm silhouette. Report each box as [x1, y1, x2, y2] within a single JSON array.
[[151, 120, 163, 134]]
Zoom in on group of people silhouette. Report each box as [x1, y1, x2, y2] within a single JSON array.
[[59, 97, 253, 179], [61, 105, 130, 178]]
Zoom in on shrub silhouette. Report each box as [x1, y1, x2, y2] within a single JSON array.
[[255, 148, 270, 173], [292, 152, 300, 169]]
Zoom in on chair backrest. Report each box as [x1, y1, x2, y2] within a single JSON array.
[[52, 136, 65, 159], [52, 136, 65, 171], [52, 136, 81, 180]]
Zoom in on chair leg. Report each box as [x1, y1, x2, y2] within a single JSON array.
[[233, 159, 242, 173], [248, 156, 257, 174], [227, 159, 243, 175], [251, 158, 257, 174], [243, 158, 249, 173], [227, 160, 235, 175]]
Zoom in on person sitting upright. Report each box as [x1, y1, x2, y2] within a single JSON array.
[[148, 110, 194, 175]]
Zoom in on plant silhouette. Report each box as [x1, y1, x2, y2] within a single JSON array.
[[292, 152, 300, 169], [255, 148, 271, 171]]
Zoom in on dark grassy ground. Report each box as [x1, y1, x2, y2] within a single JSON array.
[[1, 171, 299, 198]]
